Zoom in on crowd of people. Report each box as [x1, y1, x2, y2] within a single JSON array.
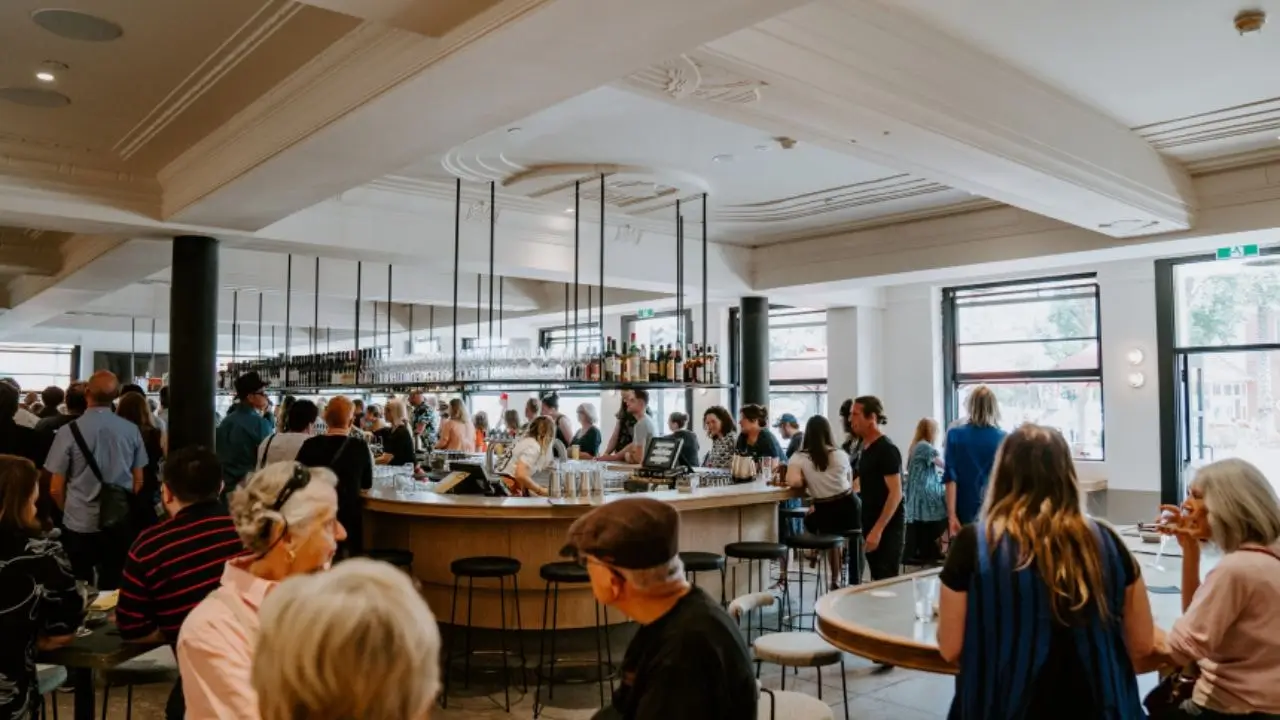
[[4, 368, 1280, 719]]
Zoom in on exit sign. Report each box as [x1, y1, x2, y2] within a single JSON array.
[[1216, 244, 1260, 260], [636, 308, 655, 319]]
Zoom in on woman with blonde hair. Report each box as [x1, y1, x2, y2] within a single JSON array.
[[494, 415, 556, 496], [1156, 458, 1280, 717], [944, 385, 1006, 535], [434, 398, 476, 452], [179, 462, 347, 720], [903, 417, 947, 563], [253, 558, 441, 720], [937, 424, 1152, 718], [376, 398, 417, 468]]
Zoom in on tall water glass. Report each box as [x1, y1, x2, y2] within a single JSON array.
[[913, 576, 939, 622]]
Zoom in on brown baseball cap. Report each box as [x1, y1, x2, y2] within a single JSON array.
[[560, 497, 680, 570]]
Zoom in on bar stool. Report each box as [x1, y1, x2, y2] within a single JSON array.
[[678, 551, 726, 604], [36, 664, 65, 720], [442, 555, 525, 712], [724, 541, 787, 639], [365, 548, 413, 571], [533, 561, 614, 718], [783, 534, 843, 630], [840, 529, 864, 586], [100, 647, 179, 720], [759, 687, 834, 720]]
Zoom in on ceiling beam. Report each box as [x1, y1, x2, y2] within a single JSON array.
[[295, 0, 506, 37], [684, 0, 1195, 238]]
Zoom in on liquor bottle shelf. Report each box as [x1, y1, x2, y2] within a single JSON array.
[[266, 379, 734, 395]]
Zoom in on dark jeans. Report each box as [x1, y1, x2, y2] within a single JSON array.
[[1174, 701, 1280, 719], [864, 518, 906, 581], [61, 525, 133, 590], [904, 520, 948, 563]]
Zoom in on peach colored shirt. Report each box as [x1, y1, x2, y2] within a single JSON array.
[[1168, 543, 1280, 714], [437, 419, 475, 452], [177, 556, 276, 720]]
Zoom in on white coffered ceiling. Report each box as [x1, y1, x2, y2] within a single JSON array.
[[1, 0, 1280, 350]]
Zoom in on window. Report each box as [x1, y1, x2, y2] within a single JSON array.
[[3, 344, 74, 391], [943, 274, 1104, 460], [767, 308, 827, 428], [623, 311, 693, 352], [539, 323, 601, 354]]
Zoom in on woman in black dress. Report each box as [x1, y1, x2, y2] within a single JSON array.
[[0, 455, 84, 720], [571, 403, 603, 457], [295, 396, 374, 557]]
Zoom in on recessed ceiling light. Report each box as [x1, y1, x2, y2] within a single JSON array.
[[35, 71, 55, 83], [565, 207, 575, 213], [31, 9, 123, 42], [712, 154, 734, 163]]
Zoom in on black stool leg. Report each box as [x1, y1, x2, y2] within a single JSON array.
[[594, 602, 606, 707], [100, 685, 109, 720], [442, 575, 460, 707], [499, 577, 511, 712], [548, 583, 560, 701], [795, 551, 804, 631], [602, 605, 614, 691], [534, 581, 551, 718], [840, 658, 851, 720], [464, 577, 474, 690], [126, 685, 133, 720], [720, 564, 727, 608], [513, 575, 526, 692], [744, 559, 754, 640]]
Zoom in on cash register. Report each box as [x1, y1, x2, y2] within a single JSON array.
[[435, 462, 510, 496], [624, 436, 692, 492]]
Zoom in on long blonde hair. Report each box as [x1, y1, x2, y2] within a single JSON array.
[[966, 386, 1000, 428], [525, 415, 556, 453], [981, 423, 1109, 623], [1191, 458, 1280, 552], [909, 417, 939, 450]]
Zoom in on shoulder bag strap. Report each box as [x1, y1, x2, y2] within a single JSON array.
[[331, 436, 353, 466], [259, 435, 276, 470], [68, 421, 105, 484]]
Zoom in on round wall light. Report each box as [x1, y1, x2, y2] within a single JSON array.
[[1127, 348, 1144, 365], [1128, 371, 1146, 389]]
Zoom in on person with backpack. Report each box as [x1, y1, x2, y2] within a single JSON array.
[[44, 370, 147, 589], [294, 396, 372, 558]]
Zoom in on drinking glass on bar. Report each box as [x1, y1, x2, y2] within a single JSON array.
[[913, 576, 939, 622]]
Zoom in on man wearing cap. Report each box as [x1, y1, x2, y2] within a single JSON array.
[[774, 413, 804, 460], [562, 498, 757, 719], [214, 371, 275, 490]]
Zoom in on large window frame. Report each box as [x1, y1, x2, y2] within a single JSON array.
[[768, 307, 827, 429], [942, 273, 1105, 460], [538, 322, 602, 354], [3, 343, 75, 391]]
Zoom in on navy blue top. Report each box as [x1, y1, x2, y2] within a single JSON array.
[[943, 424, 1007, 524], [734, 429, 784, 461]]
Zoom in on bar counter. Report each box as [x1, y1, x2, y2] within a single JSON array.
[[363, 479, 795, 629]]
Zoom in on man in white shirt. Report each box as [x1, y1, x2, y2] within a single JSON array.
[[255, 399, 319, 469], [2, 378, 39, 427]]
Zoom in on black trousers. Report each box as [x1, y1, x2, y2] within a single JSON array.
[[864, 517, 906, 581], [904, 520, 948, 563], [61, 525, 133, 590]]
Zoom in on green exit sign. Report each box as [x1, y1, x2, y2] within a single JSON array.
[[636, 308, 655, 319], [1216, 244, 1260, 260]]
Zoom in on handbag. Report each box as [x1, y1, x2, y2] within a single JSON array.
[[68, 421, 132, 530], [1143, 545, 1280, 717]]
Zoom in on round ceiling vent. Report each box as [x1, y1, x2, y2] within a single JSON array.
[[31, 9, 124, 42], [0, 87, 71, 108]]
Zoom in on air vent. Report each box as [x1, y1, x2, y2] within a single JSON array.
[[32, 9, 123, 42], [0, 87, 70, 108]]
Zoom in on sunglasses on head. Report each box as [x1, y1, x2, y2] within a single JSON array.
[[271, 463, 312, 513]]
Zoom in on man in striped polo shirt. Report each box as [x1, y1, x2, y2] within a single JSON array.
[[117, 446, 246, 720]]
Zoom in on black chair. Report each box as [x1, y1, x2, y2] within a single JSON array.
[[100, 648, 178, 720], [532, 561, 614, 718], [36, 665, 65, 720], [679, 551, 726, 604], [840, 529, 865, 586], [442, 555, 525, 713], [782, 534, 844, 630], [365, 548, 414, 571], [723, 541, 787, 639]]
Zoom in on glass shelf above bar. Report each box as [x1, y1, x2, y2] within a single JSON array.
[[269, 380, 733, 395]]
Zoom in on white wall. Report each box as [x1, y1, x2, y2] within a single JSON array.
[[858, 258, 1161, 494]]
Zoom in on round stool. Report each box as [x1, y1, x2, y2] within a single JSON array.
[[783, 534, 844, 630], [679, 551, 727, 604], [365, 548, 414, 571], [759, 688, 834, 720], [724, 542, 786, 639], [443, 556, 525, 712], [753, 632, 850, 720], [533, 562, 614, 718], [101, 646, 179, 720]]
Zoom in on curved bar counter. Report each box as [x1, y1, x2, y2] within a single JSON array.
[[363, 480, 795, 629]]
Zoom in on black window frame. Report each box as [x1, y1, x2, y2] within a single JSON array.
[[538, 322, 602, 353], [942, 272, 1106, 460]]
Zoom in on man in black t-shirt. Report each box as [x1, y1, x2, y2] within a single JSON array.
[[850, 396, 905, 581], [561, 498, 757, 720]]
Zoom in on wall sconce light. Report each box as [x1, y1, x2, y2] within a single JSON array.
[[698, 387, 708, 396], [1128, 371, 1146, 388], [1127, 348, 1144, 365]]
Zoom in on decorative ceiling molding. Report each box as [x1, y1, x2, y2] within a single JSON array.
[[0, 132, 101, 159], [0, 153, 159, 213], [1186, 146, 1280, 176], [1136, 98, 1280, 152], [114, 0, 304, 161], [503, 164, 709, 217], [719, 175, 950, 223], [624, 53, 766, 105], [440, 150, 525, 183], [755, 198, 1004, 247]]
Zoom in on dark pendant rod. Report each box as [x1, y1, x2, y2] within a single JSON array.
[[355, 261, 362, 378], [130, 317, 136, 380], [409, 304, 414, 355], [429, 306, 435, 346], [702, 193, 708, 348], [573, 179, 580, 358], [231, 292, 238, 365], [285, 255, 292, 386], [499, 277, 504, 340], [313, 258, 320, 357], [258, 293, 264, 358], [598, 173, 605, 354], [564, 282, 569, 340], [488, 181, 496, 360], [387, 264, 393, 354], [327, 327, 331, 353], [675, 199, 681, 347], [452, 177, 461, 382], [476, 274, 482, 351], [150, 318, 156, 375]]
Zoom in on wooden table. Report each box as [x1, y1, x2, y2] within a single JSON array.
[[37, 619, 161, 720], [815, 529, 1191, 674]]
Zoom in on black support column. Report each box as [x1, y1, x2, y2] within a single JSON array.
[[740, 296, 770, 407], [169, 236, 219, 454]]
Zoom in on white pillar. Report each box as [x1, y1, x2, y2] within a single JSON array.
[[826, 305, 885, 432]]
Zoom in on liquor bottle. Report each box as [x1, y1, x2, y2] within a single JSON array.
[[637, 344, 648, 382], [603, 337, 615, 382], [627, 333, 640, 383], [674, 345, 685, 384]]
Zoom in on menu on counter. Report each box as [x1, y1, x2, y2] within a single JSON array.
[[642, 437, 683, 470]]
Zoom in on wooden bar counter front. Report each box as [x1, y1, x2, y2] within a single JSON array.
[[363, 481, 794, 629]]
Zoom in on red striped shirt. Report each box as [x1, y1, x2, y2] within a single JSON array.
[[116, 501, 247, 643]]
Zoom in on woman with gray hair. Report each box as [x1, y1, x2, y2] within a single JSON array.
[[177, 461, 347, 720], [1156, 458, 1280, 717], [253, 559, 441, 720], [571, 402, 602, 457]]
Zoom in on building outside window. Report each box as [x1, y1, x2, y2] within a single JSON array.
[[2, 344, 75, 391], [768, 308, 827, 428], [943, 274, 1104, 460]]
